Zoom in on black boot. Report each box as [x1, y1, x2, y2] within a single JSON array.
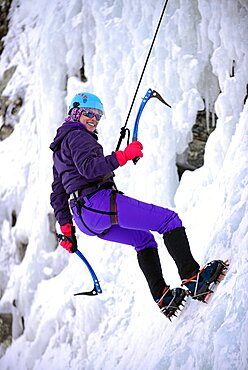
[[137, 247, 167, 300], [163, 227, 200, 280], [137, 247, 187, 319]]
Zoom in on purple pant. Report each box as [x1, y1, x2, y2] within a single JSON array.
[[71, 189, 182, 252]]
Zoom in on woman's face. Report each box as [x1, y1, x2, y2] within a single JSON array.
[[79, 108, 102, 132]]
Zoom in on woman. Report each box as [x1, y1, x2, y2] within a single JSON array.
[[50, 92, 224, 319]]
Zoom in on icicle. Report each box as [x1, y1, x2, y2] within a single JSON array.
[[205, 86, 210, 133]]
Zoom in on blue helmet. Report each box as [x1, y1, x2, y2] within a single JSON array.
[[68, 92, 104, 114]]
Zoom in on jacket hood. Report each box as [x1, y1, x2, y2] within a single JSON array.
[[50, 121, 97, 152]]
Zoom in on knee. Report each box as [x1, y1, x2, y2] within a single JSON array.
[[159, 210, 183, 234], [168, 212, 183, 231], [134, 231, 158, 253]]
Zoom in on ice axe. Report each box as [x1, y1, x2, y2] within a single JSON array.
[[132, 88, 171, 164], [56, 232, 102, 296]]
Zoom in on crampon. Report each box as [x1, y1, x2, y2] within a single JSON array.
[[157, 287, 187, 320], [182, 259, 229, 303]]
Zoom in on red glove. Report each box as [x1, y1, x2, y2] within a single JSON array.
[[60, 223, 77, 253], [115, 141, 143, 166]]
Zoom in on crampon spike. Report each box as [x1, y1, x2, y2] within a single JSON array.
[[216, 273, 226, 283], [215, 260, 229, 284], [203, 290, 213, 303]]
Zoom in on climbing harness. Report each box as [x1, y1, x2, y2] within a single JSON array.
[[116, 0, 170, 152], [71, 187, 119, 237]]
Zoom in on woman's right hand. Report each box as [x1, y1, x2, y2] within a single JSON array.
[[115, 141, 143, 166]]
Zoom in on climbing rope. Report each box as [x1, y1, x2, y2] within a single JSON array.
[[116, 0, 170, 150]]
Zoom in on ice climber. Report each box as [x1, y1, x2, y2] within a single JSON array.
[[50, 92, 227, 319]]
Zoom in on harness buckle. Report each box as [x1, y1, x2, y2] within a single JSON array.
[[69, 191, 79, 201]]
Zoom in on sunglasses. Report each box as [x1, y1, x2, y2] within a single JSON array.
[[82, 109, 102, 121]]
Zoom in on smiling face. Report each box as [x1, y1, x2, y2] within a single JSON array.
[[79, 108, 102, 132]]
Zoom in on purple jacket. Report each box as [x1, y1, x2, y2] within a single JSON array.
[[50, 121, 119, 225]]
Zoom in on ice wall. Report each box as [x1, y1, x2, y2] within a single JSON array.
[[0, 0, 247, 369]]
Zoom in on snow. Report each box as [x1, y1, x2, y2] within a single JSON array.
[[0, 0, 247, 369]]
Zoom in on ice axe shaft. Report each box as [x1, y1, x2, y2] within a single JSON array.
[[132, 88, 171, 164], [74, 249, 102, 296]]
